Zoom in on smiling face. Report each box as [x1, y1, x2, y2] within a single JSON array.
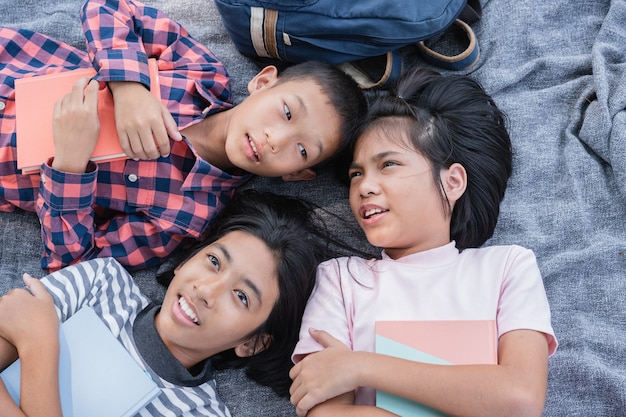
[[223, 67, 342, 178], [155, 230, 280, 368], [348, 124, 456, 259]]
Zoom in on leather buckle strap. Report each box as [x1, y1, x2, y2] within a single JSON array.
[[416, 19, 480, 71]]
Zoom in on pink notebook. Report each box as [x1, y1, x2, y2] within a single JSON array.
[[375, 320, 497, 416], [15, 58, 160, 174]]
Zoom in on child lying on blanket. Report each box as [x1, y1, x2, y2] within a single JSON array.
[[0, 189, 327, 417], [0, 0, 366, 272], [290, 67, 558, 417]]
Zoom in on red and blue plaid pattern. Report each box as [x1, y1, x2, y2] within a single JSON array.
[[0, 0, 246, 271]]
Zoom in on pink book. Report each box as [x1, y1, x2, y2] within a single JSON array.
[[15, 58, 160, 174], [375, 320, 497, 416]]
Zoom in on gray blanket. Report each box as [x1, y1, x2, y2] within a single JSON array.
[[1, 0, 625, 416]]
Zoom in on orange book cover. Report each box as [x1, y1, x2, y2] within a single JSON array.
[[15, 58, 160, 174], [375, 320, 497, 416]]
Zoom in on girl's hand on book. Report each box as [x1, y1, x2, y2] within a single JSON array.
[[108, 81, 181, 160], [0, 274, 59, 356], [289, 329, 361, 416], [51, 77, 100, 173]]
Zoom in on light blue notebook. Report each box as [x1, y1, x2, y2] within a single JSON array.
[[0, 306, 160, 417]]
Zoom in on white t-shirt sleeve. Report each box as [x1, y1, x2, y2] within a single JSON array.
[[292, 258, 354, 363], [497, 246, 558, 355]]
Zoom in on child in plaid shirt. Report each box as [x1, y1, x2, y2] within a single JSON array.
[[0, 0, 366, 272]]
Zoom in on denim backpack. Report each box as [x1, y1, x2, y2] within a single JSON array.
[[214, 0, 481, 88]]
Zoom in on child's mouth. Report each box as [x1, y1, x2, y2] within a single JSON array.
[[247, 135, 260, 161], [363, 208, 386, 219], [178, 296, 199, 324]]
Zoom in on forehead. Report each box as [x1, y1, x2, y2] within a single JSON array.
[[215, 231, 278, 284], [355, 123, 414, 156], [216, 230, 276, 263]]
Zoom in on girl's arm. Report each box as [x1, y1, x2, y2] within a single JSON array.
[[0, 338, 21, 416], [291, 328, 549, 417], [0, 378, 25, 417], [0, 275, 62, 417], [307, 393, 396, 417]]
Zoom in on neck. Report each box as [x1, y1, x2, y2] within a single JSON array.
[[180, 111, 235, 172]]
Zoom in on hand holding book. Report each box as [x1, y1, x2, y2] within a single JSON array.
[[51, 77, 102, 174], [15, 58, 164, 174], [107, 80, 181, 160], [289, 328, 361, 417]]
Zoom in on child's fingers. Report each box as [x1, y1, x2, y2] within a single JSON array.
[[71, 76, 91, 92], [161, 103, 182, 141], [308, 328, 338, 348], [151, 118, 172, 157], [82, 78, 100, 108], [22, 273, 48, 299]]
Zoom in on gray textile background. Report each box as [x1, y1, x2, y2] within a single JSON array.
[[1, 0, 625, 416]]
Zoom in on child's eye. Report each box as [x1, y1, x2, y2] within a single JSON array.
[[382, 160, 398, 169], [298, 144, 307, 159], [348, 170, 362, 180], [235, 290, 249, 307], [284, 104, 292, 121], [208, 254, 220, 271]]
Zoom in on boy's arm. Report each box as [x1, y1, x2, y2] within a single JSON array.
[[79, 0, 229, 158], [291, 329, 550, 417], [36, 74, 190, 271], [81, 0, 180, 159], [35, 170, 191, 271]]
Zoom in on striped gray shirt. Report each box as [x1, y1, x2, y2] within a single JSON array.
[[42, 257, 231, 417]]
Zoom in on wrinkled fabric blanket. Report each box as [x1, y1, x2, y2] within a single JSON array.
[[1, 0, 624, 415]]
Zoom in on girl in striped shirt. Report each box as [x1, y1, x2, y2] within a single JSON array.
[[0, 189, 326, 417]]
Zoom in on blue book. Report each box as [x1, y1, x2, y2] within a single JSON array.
[[0, 306, 160, 417]]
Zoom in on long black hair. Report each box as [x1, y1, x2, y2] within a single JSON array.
[[352, 67, 512, 249]]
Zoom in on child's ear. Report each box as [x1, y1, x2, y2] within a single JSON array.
[[247, 65, 279, 94], [234, 333, 272, 357], [441, 163, 467, 202], [281, 168, 317, 182]]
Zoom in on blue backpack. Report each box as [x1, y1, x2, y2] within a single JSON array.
[[214, 0, 481, 88]]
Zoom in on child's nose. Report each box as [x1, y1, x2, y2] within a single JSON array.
[[265, 136, 277, 153], [194, 278, 225, 308], [357, 173, 380, 197], [265, 129, 290, 154]]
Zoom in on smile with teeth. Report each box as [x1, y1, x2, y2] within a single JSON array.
[[364, 208, 386, 219], [179, 296, 199, 324], [248, 136, 259, 161]]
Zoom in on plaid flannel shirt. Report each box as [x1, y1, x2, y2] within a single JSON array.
[[0, 0, 249, 271]]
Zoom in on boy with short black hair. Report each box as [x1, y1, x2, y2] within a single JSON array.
[[0, 0, 367, 272]]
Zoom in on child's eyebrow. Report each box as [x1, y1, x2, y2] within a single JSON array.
[[372, 150, 403, 160], [242, 278, 263, 305], [351, 150, 402, 168], [215, 243, 263, 305], [294, 94, 307, 116]]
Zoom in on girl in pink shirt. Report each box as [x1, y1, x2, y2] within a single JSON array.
[[290, 67, 557, 417]]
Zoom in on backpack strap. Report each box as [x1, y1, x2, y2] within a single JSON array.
[[416, 18, 480, 71], [416, 0, 482, 71]]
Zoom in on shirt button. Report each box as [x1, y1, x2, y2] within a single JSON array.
[[0, 101, 5, 111], [128, 173, 138, 182]]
